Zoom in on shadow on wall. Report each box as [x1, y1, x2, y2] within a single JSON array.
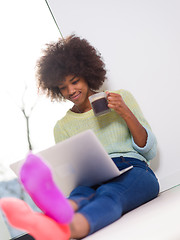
[[150, 149, 160, 173]]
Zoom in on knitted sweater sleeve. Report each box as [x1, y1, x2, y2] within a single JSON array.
[[118, 90, 157, 161], [132, 127, 157, 161]]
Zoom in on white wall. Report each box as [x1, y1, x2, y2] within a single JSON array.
[[46, 0, 180, 192]]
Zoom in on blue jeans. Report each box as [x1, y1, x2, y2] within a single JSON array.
[[68, 157, 159, 235]]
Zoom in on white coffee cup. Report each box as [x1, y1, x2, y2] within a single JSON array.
[[89, 92, 111, 117]]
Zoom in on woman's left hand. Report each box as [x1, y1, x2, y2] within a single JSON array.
[[106, 92, 131, 120]]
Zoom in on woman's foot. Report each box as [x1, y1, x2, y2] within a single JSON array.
[[20, 153, 74, 223], [0, 198, 70, 240]]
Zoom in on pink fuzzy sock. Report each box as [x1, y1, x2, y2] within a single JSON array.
[[20, 153, 74, 224], [0, 198, 70, 240]]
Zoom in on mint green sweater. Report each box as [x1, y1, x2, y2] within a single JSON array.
[[54, 89, 157, 163]]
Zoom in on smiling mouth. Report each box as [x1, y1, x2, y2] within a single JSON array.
[[69, 92, 81, 101]]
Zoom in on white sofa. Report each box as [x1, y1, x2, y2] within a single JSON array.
[[85, 185, 180, 240]]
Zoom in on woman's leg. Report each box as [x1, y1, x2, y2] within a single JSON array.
[[20, 153, 74, 224], [68, 185, 96, 210], [69, 212, 90, 239], [0, 198, 71, 240], [74, 159, 159, 235], [67, 186, 96, 238], [11, 153, 159, 239], [0, 197, 90, 240], [17, 153, 96, 239]]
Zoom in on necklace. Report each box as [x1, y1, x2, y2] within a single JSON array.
[[73, 104, 92, 113], [75, 105, 82, 113]]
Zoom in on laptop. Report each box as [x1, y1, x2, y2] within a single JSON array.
[[10, 130, 133, 197]]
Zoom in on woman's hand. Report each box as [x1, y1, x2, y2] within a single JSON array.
[[106, 91, 131, 119]]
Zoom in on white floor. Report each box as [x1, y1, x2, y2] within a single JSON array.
[[85, 185, 180, 240]]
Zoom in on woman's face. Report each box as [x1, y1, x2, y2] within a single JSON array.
[[58, 75, 93, 108]]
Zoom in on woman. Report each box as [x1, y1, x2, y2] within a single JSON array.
[[0, 35, 159, 240]]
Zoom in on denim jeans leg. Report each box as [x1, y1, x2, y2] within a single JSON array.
[[78, 159, 159, 235], [68, 185, 96, 209], [78, 187, 124, 235]]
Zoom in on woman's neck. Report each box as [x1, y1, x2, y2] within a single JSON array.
[[72, 103, 92, 113]]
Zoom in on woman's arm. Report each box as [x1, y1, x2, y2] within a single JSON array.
[[107, 91, 147, 148]]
